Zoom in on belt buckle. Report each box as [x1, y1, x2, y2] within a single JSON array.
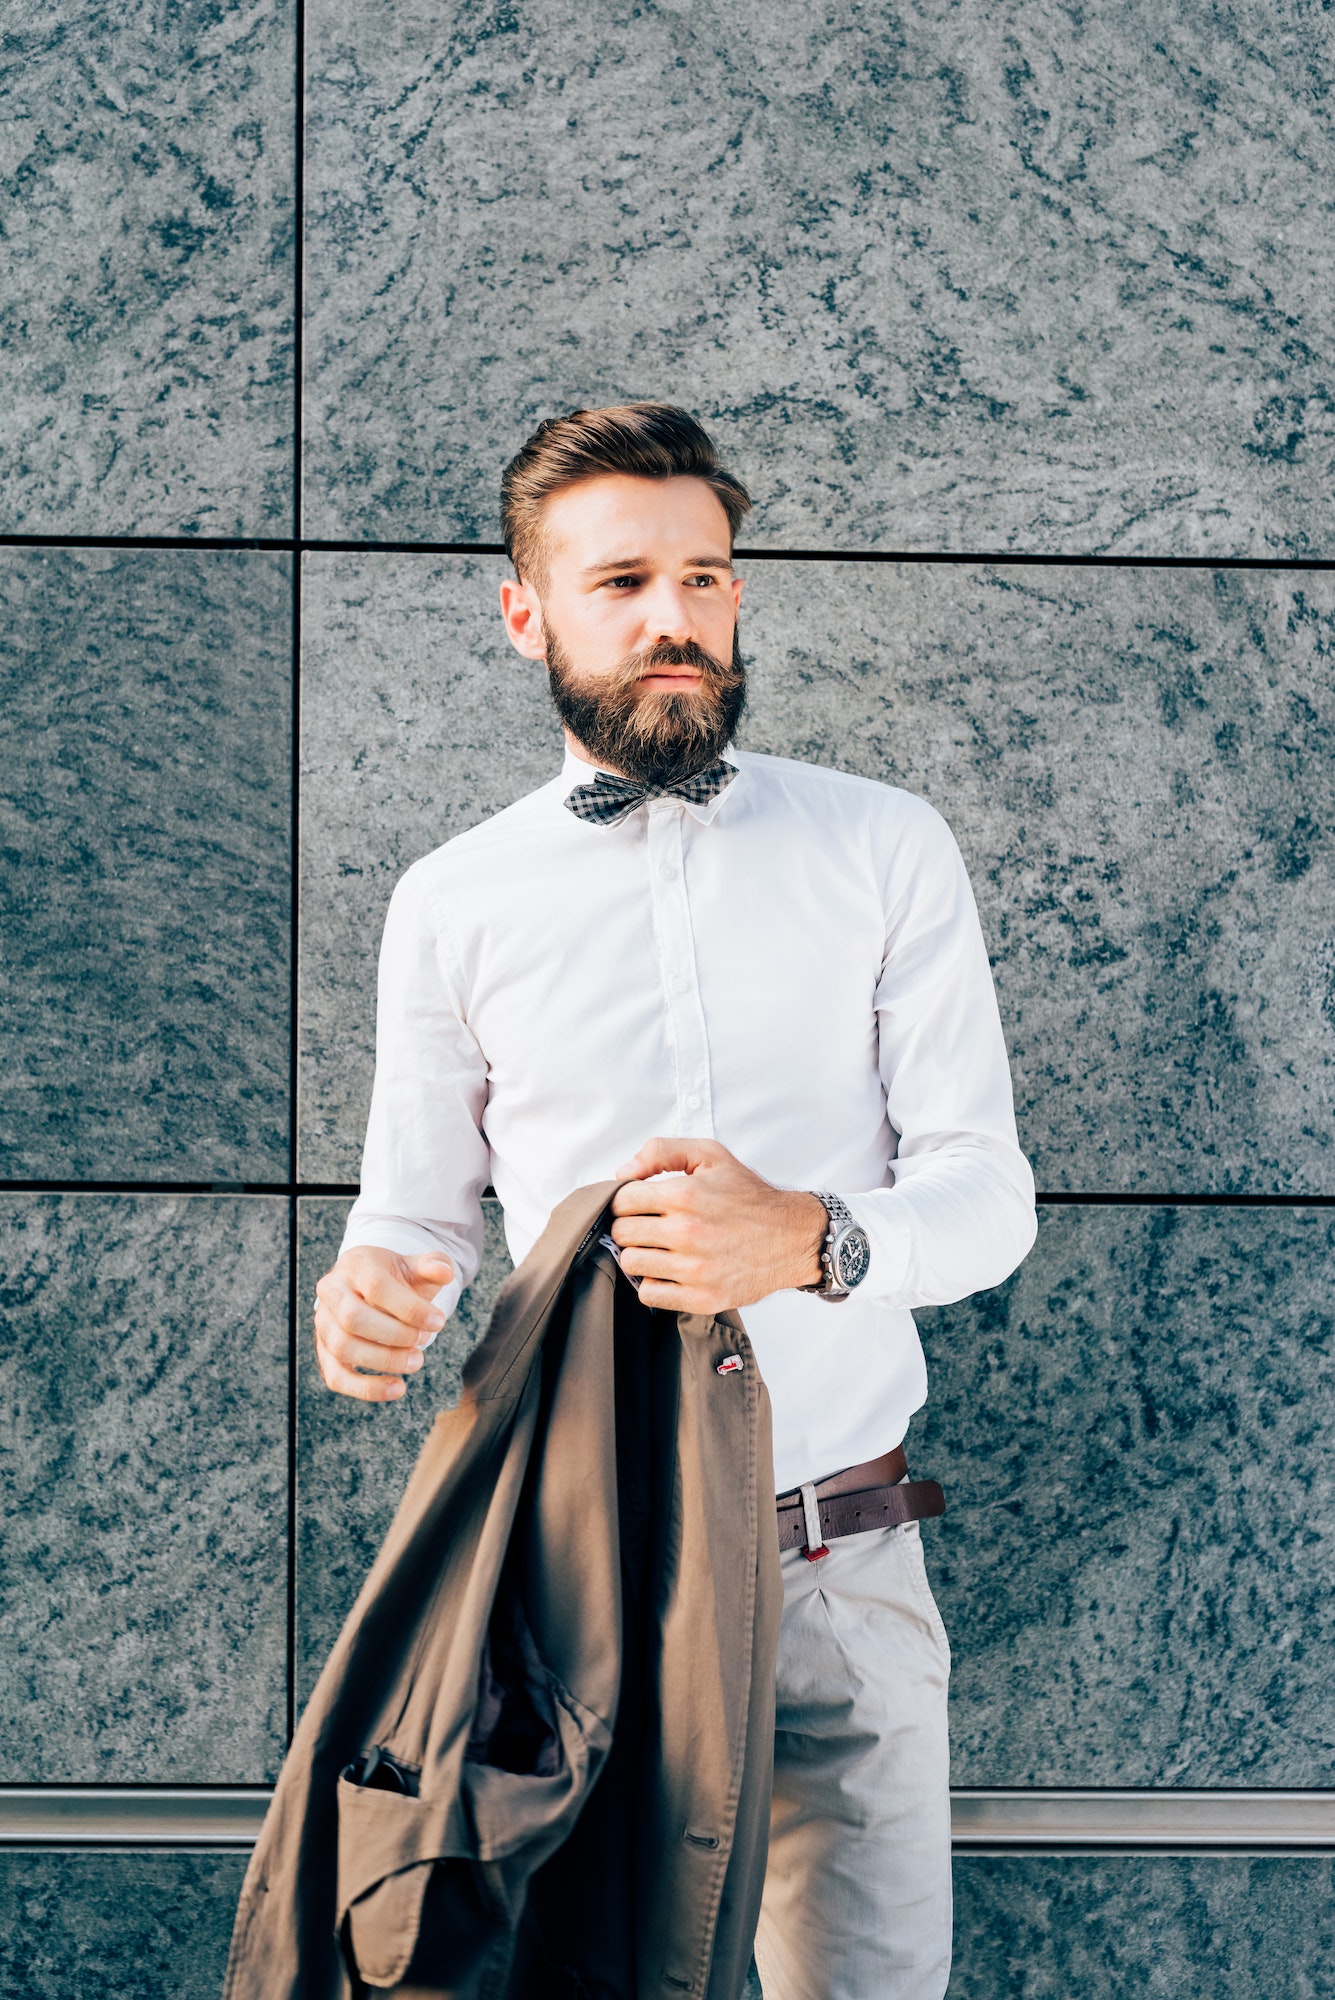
[[799, 1481, 829, 1562]]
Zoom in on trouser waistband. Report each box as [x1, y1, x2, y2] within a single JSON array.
[[776, 1445, 946, 1561]]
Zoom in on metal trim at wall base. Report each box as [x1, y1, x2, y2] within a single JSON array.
[[0, 1790, 272, 1845], [2, 1788, 1334, 1850], [948, 1791, 1335, 1849]]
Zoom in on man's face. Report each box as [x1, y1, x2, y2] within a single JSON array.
[[499, 474, 746, 785]]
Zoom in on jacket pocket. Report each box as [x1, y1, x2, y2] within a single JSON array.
[[335, 1781, 452, 1989], [334, 1677, 612, 1988], [336, 1781, 519, 1991]]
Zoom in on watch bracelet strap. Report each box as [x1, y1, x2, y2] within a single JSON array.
[[811, 1190, 853, 1230], [801, 1189, 854, 1296]]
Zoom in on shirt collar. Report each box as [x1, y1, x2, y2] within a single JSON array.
[[558, 744, 742, 826]]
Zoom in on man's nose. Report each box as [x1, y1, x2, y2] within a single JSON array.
[[640, 580, 696, 645]]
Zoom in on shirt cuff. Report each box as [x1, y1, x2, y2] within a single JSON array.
[[837, 1191, 913, 1306]]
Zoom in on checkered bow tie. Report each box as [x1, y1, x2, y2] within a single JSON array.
[[563, 759, 738, 828]]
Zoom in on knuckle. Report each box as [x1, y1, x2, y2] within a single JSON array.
[[342, 1300, 375, 1339], [353, 1269, 384, 1308], [324, 1326, 356, 1366], [324, 1292, 354, 1333]]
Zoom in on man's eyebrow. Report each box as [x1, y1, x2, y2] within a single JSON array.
[[581, 554, 734, 575]]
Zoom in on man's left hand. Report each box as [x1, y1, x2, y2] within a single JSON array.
[[610, 1137, 827, 1314]]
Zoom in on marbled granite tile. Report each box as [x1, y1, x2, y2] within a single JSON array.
[[298, 551, 552, 1179], [300, 554, 1333, 1193], [304, 0, 1334, 554], [0, 549, 292, 1181], [0, 0, 294, 536], [912, 1204, 1335, 1787], [949, 1855, 1335, 2000], [295, 1193, 512, 1705], [2, 1852, 1327, 2000], [0, 1849, 248, 2000], [0, 1195, 288, 1783], [740, 560, 1335, 1193]]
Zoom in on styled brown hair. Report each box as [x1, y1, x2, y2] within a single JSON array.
[[500, 403, 752, 587]]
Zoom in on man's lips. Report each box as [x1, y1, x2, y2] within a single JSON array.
[[639, 671, 703, 688]]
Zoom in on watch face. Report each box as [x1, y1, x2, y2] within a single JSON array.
[[834, 1226, 871, 1290]]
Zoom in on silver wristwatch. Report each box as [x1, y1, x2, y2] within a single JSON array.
[[801, 1192, 871, 1302]]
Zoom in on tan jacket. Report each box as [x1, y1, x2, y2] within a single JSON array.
[[224, 1181, 782, 2000]]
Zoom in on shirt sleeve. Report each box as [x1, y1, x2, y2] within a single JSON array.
[[338, 863, 491, 1323], [837, 798, 1037, 1309]]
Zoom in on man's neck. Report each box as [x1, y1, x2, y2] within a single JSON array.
[[563, 732, 631, 780]]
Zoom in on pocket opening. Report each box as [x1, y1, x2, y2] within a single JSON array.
[[466, 1594, 563, 1779]]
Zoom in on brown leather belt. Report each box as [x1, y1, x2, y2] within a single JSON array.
[[775, 1445, 946, 1561]]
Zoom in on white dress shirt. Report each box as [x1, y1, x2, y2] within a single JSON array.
[[342, 745, 1036, 1492]]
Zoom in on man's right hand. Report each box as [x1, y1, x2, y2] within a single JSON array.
[[313, 1247, 455, 1402]]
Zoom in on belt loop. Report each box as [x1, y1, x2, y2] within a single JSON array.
[[799, 1482, 829, 1562]]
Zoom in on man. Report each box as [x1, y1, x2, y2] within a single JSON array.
[[314, 403, 1036, 1998]]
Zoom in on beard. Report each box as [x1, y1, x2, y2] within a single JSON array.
[[545, 626, 748, 788]]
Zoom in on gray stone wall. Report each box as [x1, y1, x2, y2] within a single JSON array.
[[1, 0, 1331, 1991]]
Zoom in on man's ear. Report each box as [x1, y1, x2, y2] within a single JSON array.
[[498, 575, 548, 660]]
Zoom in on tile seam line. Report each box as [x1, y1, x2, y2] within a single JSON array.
[[0, 533, 1332, 574], [5, 1792, 1327, 1808], [285, 0, 304, 1719], [3, 1843, 1330, 1858], [284, 559, 300, 1757], [2, 1184, 1333, 1208], [292, 0, 304, 547]]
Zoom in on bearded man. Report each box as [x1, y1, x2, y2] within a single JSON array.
[[313, 403, 1036, 1999]]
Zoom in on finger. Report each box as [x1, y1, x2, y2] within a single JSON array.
[[314, 1280, 390, 1342], [317, 1287, 428, 1361], [328, 1263, 445, 1339], [314, 1278, 426, 1353], [318, 1315, 425, 1377], [358, 1262, 448, 1334], [635, 1276, 713, 1314], [616, 1246, 691, 1285], [403, 1254, 455, 1297], [315, 1333, 409, 1403], [609, 1213, 682, 1250], [615, 1136, 724, 1180], [611, 1176, 694, 1218]]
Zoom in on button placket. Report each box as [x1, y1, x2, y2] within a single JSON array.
[[646, 805, 715, 1137]]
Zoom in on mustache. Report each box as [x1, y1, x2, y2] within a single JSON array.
[[611, 638, 743, 692]]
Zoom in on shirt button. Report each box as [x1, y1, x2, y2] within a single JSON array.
[[686, 1093, 702, 1111], [659, 863, 676, 880], [670, 973, 689, 993]]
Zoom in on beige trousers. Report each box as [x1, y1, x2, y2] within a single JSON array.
[[753, 1517, 953, 2000]]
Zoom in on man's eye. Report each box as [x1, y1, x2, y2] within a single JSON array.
[[687, 574, 715, 587], [606, 575, 639, 589]]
